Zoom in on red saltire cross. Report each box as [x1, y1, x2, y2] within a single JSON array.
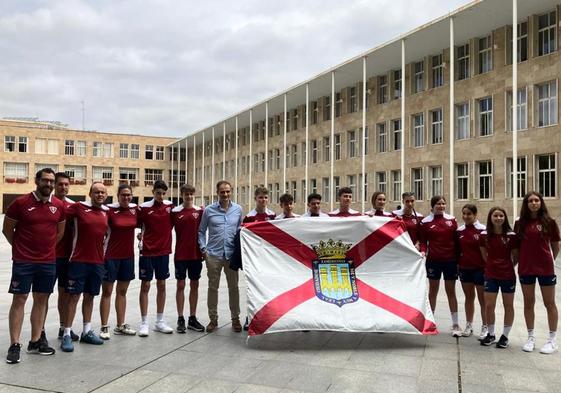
[[245, 218, 438, 336]]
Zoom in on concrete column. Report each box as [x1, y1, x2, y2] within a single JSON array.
[[170, 144, 174, 201], [449, 18, 455, 213], [265, 102, 269, 186], [361, 56, 367, 213], [235, 116, 239, 202], [401, 39, 406, 202], [512, 0, 519, 218], [283, 94, 287, 193], [330, 71, 335, 211], [211, 127, 215, 202], [305, 83, 310, 201]]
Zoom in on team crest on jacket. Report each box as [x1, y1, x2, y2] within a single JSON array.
[[130, 209, 136, 215], [192, 212, 199, 219], [312, 239, 359, 307], [166, 207, 171, 213], [49, 206, 58, 214]]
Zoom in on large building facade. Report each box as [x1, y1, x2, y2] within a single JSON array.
[[0, 119, 176, 212], [169, 0, 561, 218]]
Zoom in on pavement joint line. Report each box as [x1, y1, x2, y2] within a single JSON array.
[[87, 322, 231, 393], [136, 371, 173, 393], [0, 381, 63, 393], [456, 337, 462, 393]]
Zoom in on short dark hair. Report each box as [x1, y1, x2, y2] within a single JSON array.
[[430, 195, 446, 208], [279, 193, 294, 205], [54, 171, 70, 183], [338, 187, 352, 198], [216, 180, 231, 191], [402, 191, 415, 200], [117, 184, 132, 195], [254, 186, 269, 197], [180, 184, 195, 194], [35, 167, 55, 181], [307, 193, 322, 203], [153, 180, 168, 191]]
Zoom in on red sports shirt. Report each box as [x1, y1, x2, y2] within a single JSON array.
[[6, 192, 65, 264], [393, 209, 423, 245], [68, 202, 109, 264], [366, 209, 395, 217], [138, 199, 174, 257], [55, 196, 75, 258], [456, 222, 486, 270], [419, 213, 458, 262], [328, 208, 362, 217], [104, 203, 138, 260], [479, 231, 518, 280], [515, 218, 561, 276], [172, 205, 203, 261], [242, 208, 276, 224]]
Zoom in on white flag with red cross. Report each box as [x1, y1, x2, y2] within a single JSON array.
[[241, 216, 437, 336]]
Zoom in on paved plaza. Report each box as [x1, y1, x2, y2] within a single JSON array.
[[0, 215, 560, 393]]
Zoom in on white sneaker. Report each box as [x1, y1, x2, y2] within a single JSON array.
[[138, 322, 150, 337], [99, 326, 110, 340], [478, 325, 488, 341], [462, 323, 473, 337], [522, 336, 535, 352], [114, 324, 137, 336], [452, 325, 463, 338], [154, 320, 173, 334], [539, 339, 558, 354]]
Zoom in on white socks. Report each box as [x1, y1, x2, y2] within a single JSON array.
[[83, 322, 92, 334], [503, 325, 512, 338], [550, 331, 557, 341], [451, 312, 459, 326], [488, 324, 495, 336], [64, 327, 71, 337], [141, 315, 148, 324], [156, 313, 164, 322], [528, 328, 535, 338]]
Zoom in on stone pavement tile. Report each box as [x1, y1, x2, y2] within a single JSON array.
[[276, 348, 354, 368], [416, 380, 459, 393], [285, 364, 338, 392], [187, 378, 240, 393], [323, 332, 365, 349], [500, 368, 549, 392], [92, 369, 169, 393], [140, 372, 200, 393], [424, 341, 458, 360], [233, 384, 285, 393], [460, 384, 507, 393], [418, 358, 459, 383], [460, 362, 508, 389], [0, 385, 54, 393], [529, 352, 561, 371], [246, 360, 303, 389], [327, 369, 417, 393]]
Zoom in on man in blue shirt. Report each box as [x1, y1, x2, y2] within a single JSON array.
[[198, 180, 243, 332]]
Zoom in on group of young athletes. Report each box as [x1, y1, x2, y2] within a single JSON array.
[[2, 167, 560, 365]]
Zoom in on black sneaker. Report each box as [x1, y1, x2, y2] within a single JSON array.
[[6, 343, 21, 364], [496, 334, 509, 348], [27, 340, 56, 356], [58, 328, 79, 342], [480, 334, 496, 346], [39, 330, 48, 346], [243, 316, 249, 331], [177, 316, 186, 333], [188, 316, 205, 332]]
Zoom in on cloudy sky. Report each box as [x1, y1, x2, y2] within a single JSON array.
[[0, 0, 469, 137]]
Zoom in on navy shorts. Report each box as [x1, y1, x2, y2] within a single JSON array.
[[519, 275, 557, 287], [175, 260, 203, 281], [104, 258, 135, 283], [9, 262, 56, 294], [459, 268, 485, 286], [56, 257, 70, 288], [139, 255, 170, 281], [66, 262, 106, 296], [484, 278, 516, 294], [426, 261, 458, 281]]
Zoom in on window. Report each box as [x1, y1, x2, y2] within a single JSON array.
[[478, 97, 493, 136], [516, 22, 528, 62], [301, 180, 306, 203], [131, 144, 139, 159], [64, 140, 74, 156], [322, 178, 330, 203], [362, 126, 369, 155], [334, 134, 341, 160], [477, 161, 493, 199], [311, 101, 318, 124], [411, 168, 424, 200], [145, 145, 154, 160], [155, 146, 164, 160], [335, 93, 342, 118], [536, 154, 557, 197], [92, 167, 113, 182], [3, 162, 28, 181], [18, 137, 27, 153], [412, 113, 424, 147], [76, 140, 86, 156], [93, 142, 102, 157], [324, 96, 331, 121], [413, 61, 424, 93], [323, 136, 330, 162], [431, 54, 443, 88], [260, 152, 265, 172], [457, 44, 470, 80], [348, 130, 357, 158], [537, 81, 557, 127], [254, 154, 260, 172], [456, 103, 470, 139], [120, 143, 129, 159], [376, 123, 387, 153], [391, 170, 401, 202], [333, 176, 340, 201], [430, 166, 443, 197], [291, 110, 298, 131], [119, 168, 139, 183], [478, 36, 492, 74], [430, 109, 443, 144], [393, 70, 402, 99], [268, 150, 273, 171], [376, 171, 387, 194], [455, 163, 469, 200], [538, 11, 557, 56], [291, 145, 298, 167], [506, 88, 528, 131], [378, 75, 388, 104], [347, 175, 357, 196], [275, 148, 281, 168], [145, 169, 163, 185], [392, 119, 402, 151], [360, 173, 368, 202], [506, 157, 527, 198], [35, 138, 59, 155], [93, 142, 112, 158], [291, 180, 297, 201], [310, 178, 317, 194], [349, 87, 357, 113], [35, 163, 58, 173], [310, 139, 318, 164], [4, 136, 15, 152], [64, 165, 86, 182]]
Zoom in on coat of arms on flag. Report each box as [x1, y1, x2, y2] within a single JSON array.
[[241, 216, 437, 336]]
